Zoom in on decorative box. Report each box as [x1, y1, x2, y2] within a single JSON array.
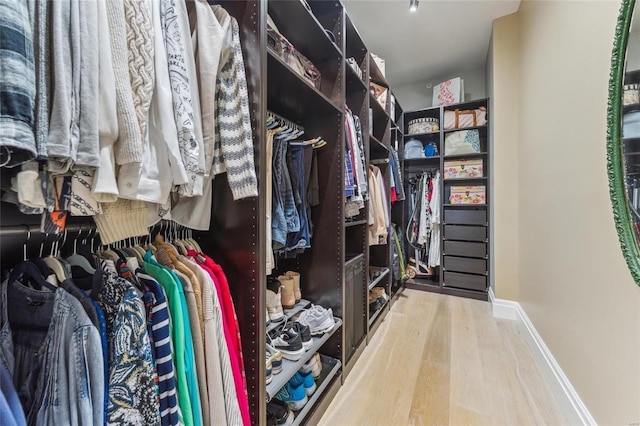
[[371, 53, 386, 77], [443, 159, 483, 179], [449, 186, 486, 204], [444, 130, 481, 156], [370, 82, 388, 109], [408, 117, 439, 134], [433, 77, 464, 106]]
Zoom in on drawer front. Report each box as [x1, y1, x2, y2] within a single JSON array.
[[444, 256, 487, 275], [443, 225, 487, 242], [444, 209, 487, 225], [443, 271, 487, 292], [443, 241, 487, 258]]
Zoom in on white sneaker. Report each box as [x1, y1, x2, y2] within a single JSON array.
[[297, 305, 335, 335]]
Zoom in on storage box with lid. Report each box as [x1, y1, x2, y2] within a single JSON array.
[[408, 117, 439, 135], [449, 186, 486, 204], [443, 159, 483, 179]]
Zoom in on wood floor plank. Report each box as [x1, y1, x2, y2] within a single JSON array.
[[318, 290, 566, 426], [409, 294, 451, 426]]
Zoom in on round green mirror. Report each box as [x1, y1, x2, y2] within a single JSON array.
[[608, 0, 640, 285]]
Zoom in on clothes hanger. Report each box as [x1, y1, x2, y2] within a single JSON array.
[[9, 260, 57, 292], [40, 233, 66, 284], [66, 228, 96, 274]]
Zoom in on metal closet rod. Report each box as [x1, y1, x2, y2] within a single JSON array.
[[0, 223, 98, 237]]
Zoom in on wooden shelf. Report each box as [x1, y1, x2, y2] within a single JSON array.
[[444, 125, 488, 133], [368, 53, 388, 88], [443, 152, 488, 159], [267, 50, 342, 121], [266, 317, 343, 400], [444, 177, 487, 182], [443, 204, 487, 207], [268, 0, 342, 66], [345, 219, 367, 228], [406, 131, 440, 138], [346, 63, 367, 93], [370, 158, 389, 165], [368, 299, 388, 326], [369, 135, 389, 158], [369, 93, 390, 123], [405, 156, 440, 163], [291, 355, 342, 425], [368, 267, 390, 290]]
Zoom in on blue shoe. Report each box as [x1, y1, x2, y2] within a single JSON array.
[[275, 381, 308, 411], [290, 372, 316, 397]]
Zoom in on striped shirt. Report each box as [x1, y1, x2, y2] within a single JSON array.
[[137, 270, 181, 426]]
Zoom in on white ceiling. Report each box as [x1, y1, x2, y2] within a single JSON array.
[[342, 0, 521, 87]]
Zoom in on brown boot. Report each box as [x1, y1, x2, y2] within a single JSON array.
[[286, 271, 301, 303], [278, 275, 296, 309]]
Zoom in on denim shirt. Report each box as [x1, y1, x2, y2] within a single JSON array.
[[0, 279, 104, 426]]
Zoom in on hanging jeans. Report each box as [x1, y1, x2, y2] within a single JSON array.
[[284, 144, 311, 252], [272, 133, 300, 250]]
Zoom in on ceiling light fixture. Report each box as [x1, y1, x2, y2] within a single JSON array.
[[409, 0, 419, 12]]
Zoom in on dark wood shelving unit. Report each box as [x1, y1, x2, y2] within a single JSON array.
[[444, 152, 489, 160], [401, 99, 491, 302], [443, 124, 488, 133], [443, 177, 488, 182]]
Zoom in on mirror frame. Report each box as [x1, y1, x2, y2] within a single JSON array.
[[607, 0, 640, 286]]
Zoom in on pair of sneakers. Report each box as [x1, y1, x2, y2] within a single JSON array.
[[270, 322, 312, 360], [301, 352, 322, 380], [295, 304, 335, 336], [267, 398, 294, 426], [274, 370, 317, 411], [266, 344, 283, 384]]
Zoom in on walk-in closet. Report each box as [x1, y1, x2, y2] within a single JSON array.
[[11, 0, 637, 425]]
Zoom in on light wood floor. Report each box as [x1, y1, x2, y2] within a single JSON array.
[[318, 289, 567, 426]]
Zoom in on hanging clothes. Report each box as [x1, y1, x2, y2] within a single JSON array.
[[0, 2, 258, 243], [0, 264, 104, 426], [428, 170, 441, 267], [368, 165, 389, 245]]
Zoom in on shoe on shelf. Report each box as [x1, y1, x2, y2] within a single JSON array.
[[300, 352, 322, 380], [284, 322, 312, 351], [289, 371, 317, 397], [267, 398, 294, 426], [285, 271, 301, 303], [275, 381, 308, 411], [271, 328, 304, 361], [266, 356, 273, 385], [267, 343, 283, 375], [296, 304, 335, 336], [267, 278, 286, 323], [277, 275, 296, 309], [368, 291, 382, 311]]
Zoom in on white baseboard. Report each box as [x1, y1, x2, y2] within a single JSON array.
[[490, 292, 596, 426], [489, 288, 519, 320]]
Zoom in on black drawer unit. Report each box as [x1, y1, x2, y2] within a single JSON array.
[[443, 241, 487, 258], [443, 225, 487, 242], [443, 255, 487, 275], [443, 208, 487, 225], [443, 271, 487, 292]]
